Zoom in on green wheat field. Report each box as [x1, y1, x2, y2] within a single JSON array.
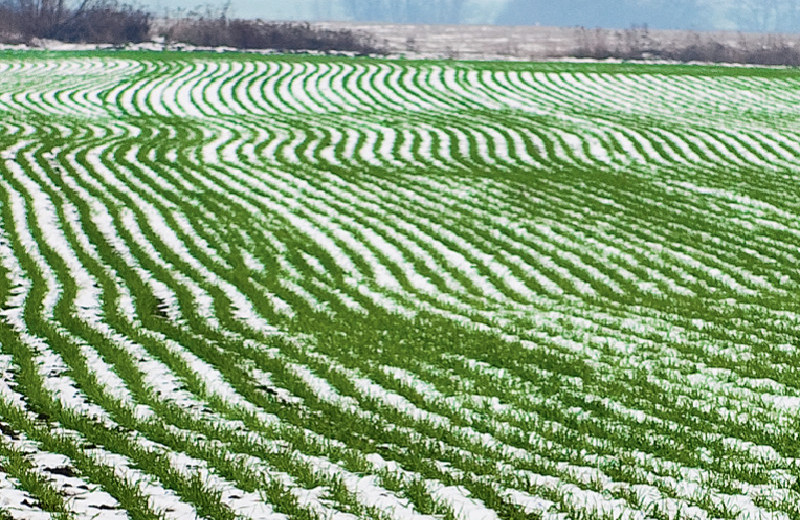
[[0, 51, 799, 520]]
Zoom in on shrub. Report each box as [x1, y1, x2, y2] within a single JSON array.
[[0, 0, 151, 44], [573, 25, 800, 66], [49, 1, 151, 43], [160, 17, 384, 54]]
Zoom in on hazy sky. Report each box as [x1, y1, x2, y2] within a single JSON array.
[[148, 0, 799, 32], [156, 0, 542, 23]]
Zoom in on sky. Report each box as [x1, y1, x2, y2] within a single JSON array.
[[154, 0, 505, 22], [148, 0, 800, 33]]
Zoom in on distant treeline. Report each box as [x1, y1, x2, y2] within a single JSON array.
[[339, 0, 800, 34], [0, 0, 382, 53], [574, 26, 800, 66], [160, 7, 381, 54], [2, 0, 800, 65], [0, 0, 151, 43]]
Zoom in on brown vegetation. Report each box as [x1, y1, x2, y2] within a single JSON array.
[[0, 0, 150, 44], [0, 0, 384, 54], [574, 25, 800, 65], [324, 21, 800, 66], [158, 16, 383, 54], [2, 3, 799, 65]]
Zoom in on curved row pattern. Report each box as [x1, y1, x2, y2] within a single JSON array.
[[0, 53, 799, 520]]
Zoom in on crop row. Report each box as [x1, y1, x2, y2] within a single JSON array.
[[0, 54, 799, 520]]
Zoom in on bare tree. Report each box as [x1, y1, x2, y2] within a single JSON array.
[[0, 0, 150, 43]]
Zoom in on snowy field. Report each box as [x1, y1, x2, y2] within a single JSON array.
[[318, 22, 800, 62], [0, 52, 800, 520]]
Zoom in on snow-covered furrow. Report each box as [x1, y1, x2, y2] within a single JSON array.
[[2, 309, 296, 519], [55, 143, 297, 428], [267, 172, 471, 298], [0, 172, 247, 519], [0, 471, 55, 520], [0, 170, 172, 425], [169, 419, 437, 520], [0, 60, 140, 117], [163, 123, 500, 314], [92, 145, 278, 335], [0, 431, 129, 520], [10, 151, 104, 317], [176, 61, 220, 118], [84, 447, 203, 520], [332, 172, 595, 299], [4, 55, 800, 520], [211, 143, 469, 297], [406, 293, 800, 450], [83, 56, 797, 180], [52, 155, 238, 417], [150, 337, 557, 520], [0, 171, 129, 426], [200, 61, 245, 117], [283, 361, 586, 519], [403, 212, 596, 298], [422, 357, 798, 519], [62, 128, 502, 457], [3, 126, 792, 334], [139, 60, 202, 117], [289, 346, 780, 520], [0, 145, 62, 316]]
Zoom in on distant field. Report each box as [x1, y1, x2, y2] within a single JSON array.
[[319, 22, 800, 62], [1, 52, 800, 520]]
